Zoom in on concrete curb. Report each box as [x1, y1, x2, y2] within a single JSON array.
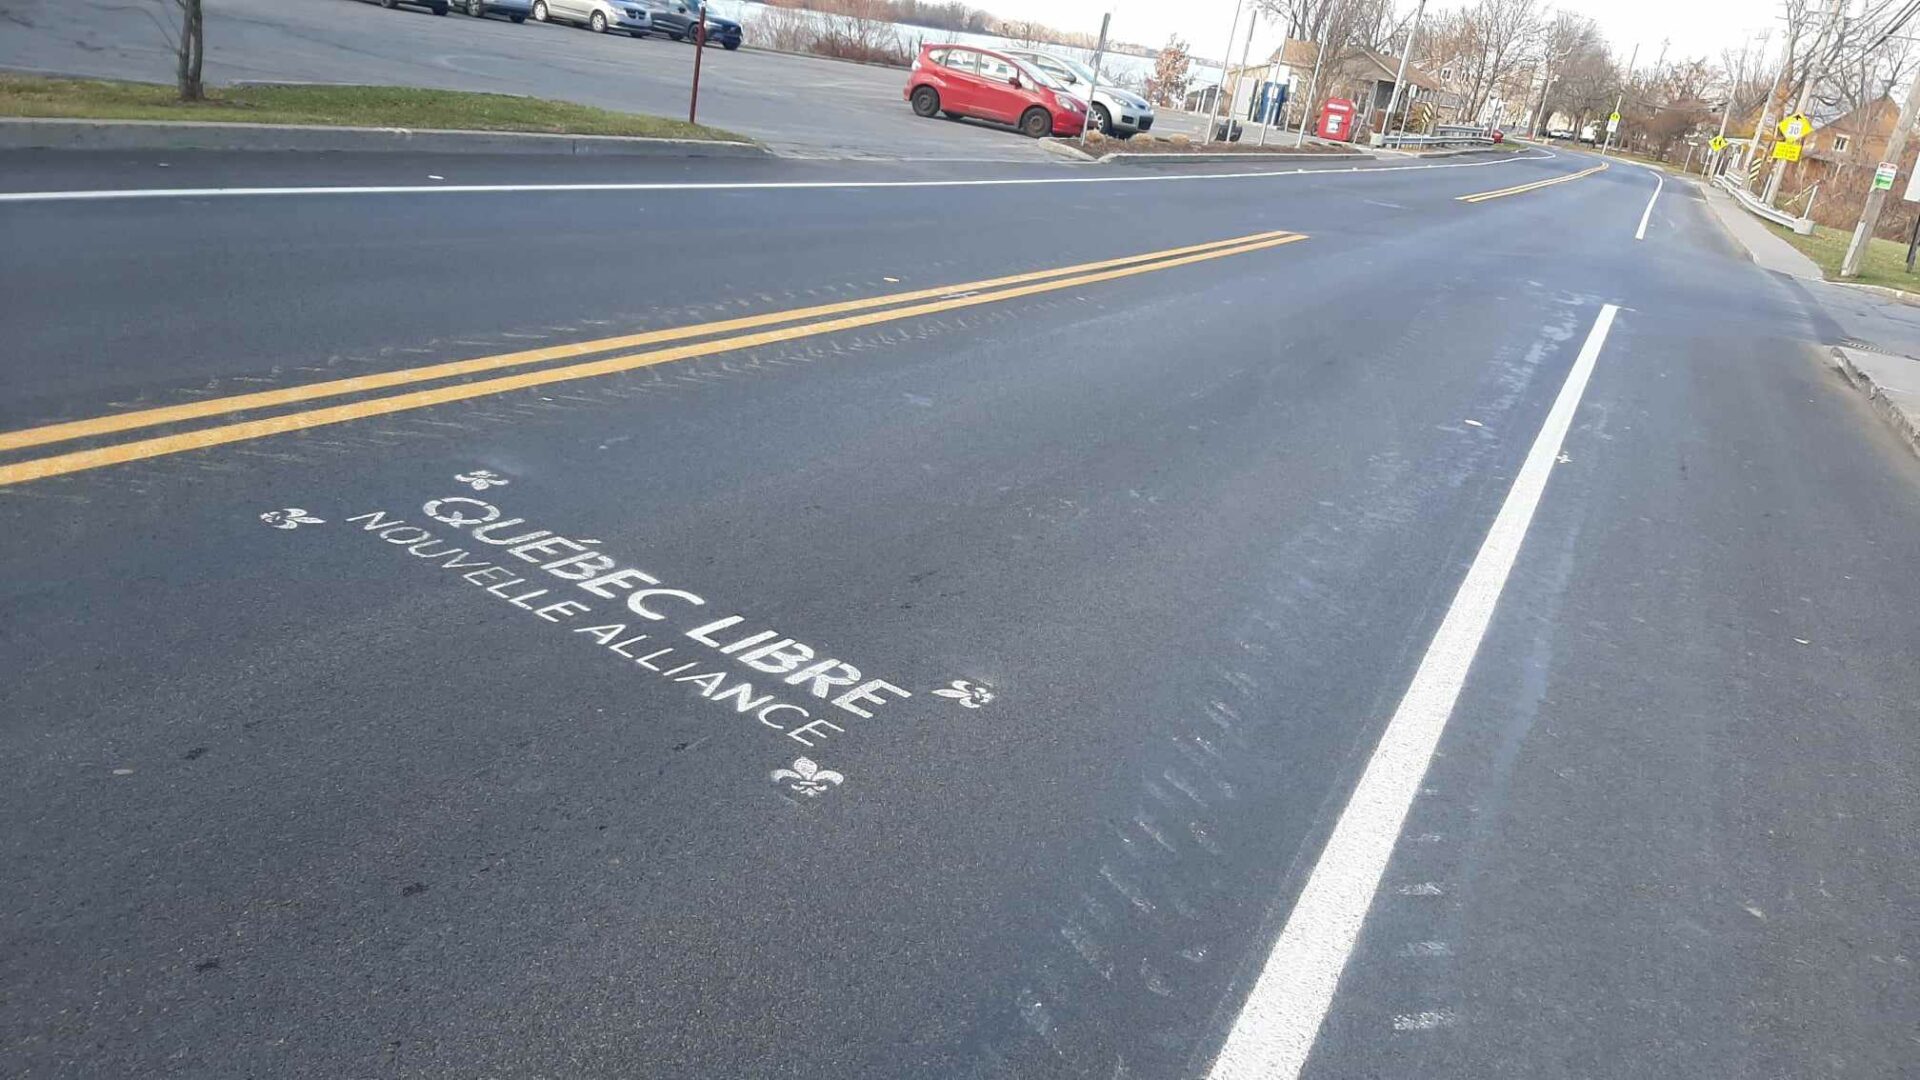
[[1099, 149, 1365, 165], [1825, 279, 1920, 306], [0, 118, 768, 158], [1037, 138, 1098, 162], [1829, 346, 1920, 460]]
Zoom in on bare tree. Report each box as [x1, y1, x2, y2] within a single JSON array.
[[155, 0, 205, 101]]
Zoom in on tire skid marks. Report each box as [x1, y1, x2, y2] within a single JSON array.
[[1007, 291, 1537, 1068]]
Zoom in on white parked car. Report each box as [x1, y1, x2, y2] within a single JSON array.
[[1001, 50, 1155, 137]]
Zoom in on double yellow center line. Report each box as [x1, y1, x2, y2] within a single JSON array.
[[1457, 162, 1608, 203], [0, 228, 1306, 486]]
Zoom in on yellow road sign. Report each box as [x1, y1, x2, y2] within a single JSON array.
[[1772, 140, 1802, 162], [1779, 113, 1811, 142], [1710, 135, 1727, 153]]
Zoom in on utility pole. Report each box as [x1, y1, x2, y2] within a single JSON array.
[[1713, 49, 1742, 173], [1294, 9, 1332, 148], [1599, 41, 1637, 158], [1530, 52, 1560, 139], [1766, 0, 1844, 206], [1379, 0, 1428, 142], [1745, 38, 1789, 191], [1202, 0, 1246, 144], [1840, 69, 1920, 275]]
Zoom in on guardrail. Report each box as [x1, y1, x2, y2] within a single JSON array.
[[1713, 174, 1814, 234], [1371, 131, 1495, 149]]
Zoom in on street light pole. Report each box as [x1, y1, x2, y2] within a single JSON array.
[[1840, 68, 1920, 276], [1229, 9, 1260, 139], [1294, 10, 1332, 148], [1378, 0, 1428, 143], [1202, 0, 1245, 145]]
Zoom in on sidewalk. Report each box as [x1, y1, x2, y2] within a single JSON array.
[[1698, 181, 1822, 279], [1701, 176, 1920, 459]]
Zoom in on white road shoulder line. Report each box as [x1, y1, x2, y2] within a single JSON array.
[[1636, 169, 1663, 240], [0, 149, 1558, 203], [1206, 303, 1620, 1080]]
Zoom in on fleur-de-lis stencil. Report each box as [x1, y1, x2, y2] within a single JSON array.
[[770, 757, 845, 797], [931, 679, 994, 709], [454, 469, 509, 491], [259, 508, 325, 530]]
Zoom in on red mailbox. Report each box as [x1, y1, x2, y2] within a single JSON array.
[[1317, 97, 1355, 142]]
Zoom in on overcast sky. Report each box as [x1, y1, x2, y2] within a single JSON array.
[[1031, 0, 1777, 70]]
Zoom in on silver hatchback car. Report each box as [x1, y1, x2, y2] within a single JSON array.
[[530, 0, 651, 36]]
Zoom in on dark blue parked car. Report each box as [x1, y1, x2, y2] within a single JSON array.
[[458, 0, 534, 21], [643, 0, 742, 49]]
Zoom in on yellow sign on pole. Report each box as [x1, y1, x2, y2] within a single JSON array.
[[1710, 135, 1727, 153], [1778, 113, 1811, 142], [1772, 140, 1802, 162]]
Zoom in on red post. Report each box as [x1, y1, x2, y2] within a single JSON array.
[[688, 1, 707, 125]]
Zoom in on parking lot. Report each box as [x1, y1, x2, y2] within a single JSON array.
[[0, 0, 1065, 159]]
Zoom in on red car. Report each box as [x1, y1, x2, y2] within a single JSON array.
[[905, 44, 1088, 138]]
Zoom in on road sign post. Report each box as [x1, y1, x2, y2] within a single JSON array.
[[1599, 43, 1636, 160], [688, 0, 707, 124], [1079, 14, 1110, 146]]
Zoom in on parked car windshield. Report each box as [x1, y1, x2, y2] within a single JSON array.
[[1040, 54, 1097, 87], [1012, 58, 1069, 92]]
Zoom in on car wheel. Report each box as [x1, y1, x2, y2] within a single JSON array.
[[722, 38, 738, 50], [431, 1, 449, 12], [667, 30, 684, 41], [531, 0, 548, 20], [1091, 103, 1112, 135], [510, 12, 525, 20], [589, 10, 607, 31], [1019, 107, 1051, 138], [910, 86, 940, 118]]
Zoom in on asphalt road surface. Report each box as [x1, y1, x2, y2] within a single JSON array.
[[3, 147, 1918, 1080], [0, 0, 1060, 159]]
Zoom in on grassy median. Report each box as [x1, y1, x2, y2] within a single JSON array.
[[1766, 219, 1920, 295], [0, 74, 744, 142]]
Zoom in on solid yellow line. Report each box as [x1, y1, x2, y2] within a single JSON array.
[[0, 229, 1297, 454], [0, 233, 1307, 486], [1457, 165, 1602, 201], [1456, 163, 1608, 202]]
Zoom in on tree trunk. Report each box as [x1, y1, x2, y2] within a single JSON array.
[[178, 0, 204, 102]]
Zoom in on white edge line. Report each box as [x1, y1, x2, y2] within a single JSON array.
[[0, 148, 1560, 203], [1636, 168, 1663, 240], [1205, 303, 1620, 1080]]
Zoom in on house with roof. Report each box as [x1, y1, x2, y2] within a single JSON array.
[[1212, 40, 1450, 136], [1337, 47, 1450, 135]]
